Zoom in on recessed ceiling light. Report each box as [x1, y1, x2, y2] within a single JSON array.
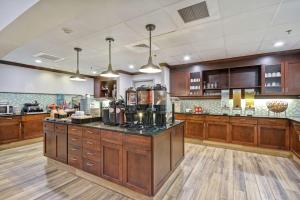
[[92, 71, 97, 74], [35, 59, 42, 63], [129, 65, 134, 69], [184, 55, 190, 61], [273, 41, 284, 47]]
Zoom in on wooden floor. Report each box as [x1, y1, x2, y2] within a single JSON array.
[[0, 143, 300, 200]]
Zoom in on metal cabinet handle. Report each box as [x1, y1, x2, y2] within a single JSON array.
[[71, 138, 77, 141], [71, 157, 77, 161], [5, 117, 13, 120], [87, 141, 93, 144], [86, 162, 94, 166], [87, 152, 94, 155], [71, 148, 77, 151]]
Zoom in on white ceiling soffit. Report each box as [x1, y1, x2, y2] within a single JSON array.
[[164, 0, 221, 28], [0, 0, 105, 59], [0, 0, 39, 31]]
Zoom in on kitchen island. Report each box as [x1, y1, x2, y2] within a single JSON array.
[[43, 120, 184, 196]]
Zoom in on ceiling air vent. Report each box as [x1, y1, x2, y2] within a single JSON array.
[[134, 44, 150, 48], [126, 41, 159, 53], [33, 52, 64, 62], [178, 1, 209, 23]]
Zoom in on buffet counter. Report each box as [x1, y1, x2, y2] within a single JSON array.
[[43, 120, 185, 196]]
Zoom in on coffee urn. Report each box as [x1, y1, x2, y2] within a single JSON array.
[[153, 84, 167, 127], [125, 87, 137, 126], [136, 85, 153, 127]]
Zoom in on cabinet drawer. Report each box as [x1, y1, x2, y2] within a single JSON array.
[[206, 115, 229, 122], [83, 159, 100, 176], [83, 148, 100, 162], [186, 115, 205, 121], [175, 114, 187, 120], [101, 130, 122, 145], [83, 128, 100, 140], [83, 138, 100, 151], [68, 134, 82, 146], [55, 124, 67, 133], [43, 122, 54, 132], [68, 144, 82, 156], [68, 154, 82, 169], [230, 117, 257, 125], [68, 125, 82, 136], [123, 134, 151, 151], [258, 118, 288, 126]]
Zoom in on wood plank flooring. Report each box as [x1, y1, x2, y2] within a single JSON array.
[[0, 142, 300, 200]]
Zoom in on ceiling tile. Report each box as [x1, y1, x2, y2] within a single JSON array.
[[223, 5, 277, 35], [263, 22, 300, 41], [125, 9, 177, 37], [226, 42, 260, 58], [225, 29, 266, 48], [259, 35, 300, 53], [219, 0, 281, 18], [197, 48, 227, 61], [272, 0, 300, 26], [192, 37, 225, 52]]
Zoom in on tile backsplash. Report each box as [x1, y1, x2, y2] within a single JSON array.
[[0, 92, 82, 110], [179, 99, 300, 117]]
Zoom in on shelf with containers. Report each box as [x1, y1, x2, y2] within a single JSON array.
[[202, 68, 229, 97], [189, 72, 202, 96], [261, 63, 284, 95]]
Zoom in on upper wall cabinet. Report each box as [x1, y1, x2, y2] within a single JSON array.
[[170, 70, 188, 97], [284, 60, 300, 95], [261, 63, 285, 95]]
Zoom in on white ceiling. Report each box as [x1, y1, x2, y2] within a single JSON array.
[[1, 0, 300, 75]]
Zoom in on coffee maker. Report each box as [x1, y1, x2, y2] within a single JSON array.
[[136, 85, 153, 127], [153, 84, 167, 127], [107, 99, 125, 126], [125, 87, 137, 126]]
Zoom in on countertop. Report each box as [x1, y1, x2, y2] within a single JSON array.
[[175, 112, 300, 123], [44, 118, 184, 136], [0, 112, 49, 117]]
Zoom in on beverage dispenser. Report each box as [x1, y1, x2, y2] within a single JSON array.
[[153, 84, 167, 127], [125, 87, 137, 126], [136, 85, 153, 127]]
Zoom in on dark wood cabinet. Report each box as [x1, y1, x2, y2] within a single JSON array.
[[44, 122, 67, 162], [186, 120, 205, 139], [22, 114, 49, 139], [205, 116, 230, 142], [68, 125, 83, 168], [291, 122, 300, 158], [261, 63, 285, 95], [258, 119, 289, 150], [285, 60, 300, 95], [170, 70, 188, 96], [123, 134, 152, 195], [101, 130, 123, 184], [0, 116, 21, 144], [171, 123, 184, 170], [230, 117, 257, 146]]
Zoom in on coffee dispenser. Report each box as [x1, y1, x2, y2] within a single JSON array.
[[153, 84, 167, 127], [136, 85, 153, 127], [125, 87, 137, 126]]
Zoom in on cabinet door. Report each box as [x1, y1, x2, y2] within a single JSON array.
[[23, 120, 44, 139], [171, 124, 184, 170], [170, 70, 188, 96], [44, 130, 56, 158], [101, 141, 123, 184], [186, 120, 204, 139], [206, 122, 230, 142], [258, 125, 289, 150], [123, 147, 152, 195], [231, 123, 257, 146], [0, 117, 21, 144], [291, 123, 300, 158], [56, 131, 68, 163], [285, 61, 300, 95]]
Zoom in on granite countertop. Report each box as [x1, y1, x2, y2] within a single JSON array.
[[44, 118, 184, 136], [175, 112, 300, 123], [0, 112, 49, 117]]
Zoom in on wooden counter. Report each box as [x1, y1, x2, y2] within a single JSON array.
[[43, 121, 185, 196]]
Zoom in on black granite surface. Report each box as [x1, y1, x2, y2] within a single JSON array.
[[0, 112, 49, 117], [44, 118, 184, 136], [175, 112, 300, 123]]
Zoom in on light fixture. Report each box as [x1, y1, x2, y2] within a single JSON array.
[[274, 41, 284, 47], [129, 64, 134, 69], [100, 37, 119, 78], [184, 55, 190, 61], [139, 24, 162, 73], [35, 59, 42, 63], [70, 47, 86, 81]]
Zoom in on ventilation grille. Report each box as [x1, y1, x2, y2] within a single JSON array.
[[33, 52, 64, 62], [178, 1, 209, 23], [133, 44, 149, 48], [125, 41, 159, 53]]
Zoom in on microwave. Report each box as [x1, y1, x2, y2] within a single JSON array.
[[0, 105, 14, 115]]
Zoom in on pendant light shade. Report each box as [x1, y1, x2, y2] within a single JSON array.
[[70, 47, 86, 81], [139, 24, 161, 73], [100, 37, 119, 78]]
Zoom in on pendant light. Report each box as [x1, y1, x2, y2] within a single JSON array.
[[139, 24, 161, 73], [70, 47, 86, 81], [100, 37, 119, 78]]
